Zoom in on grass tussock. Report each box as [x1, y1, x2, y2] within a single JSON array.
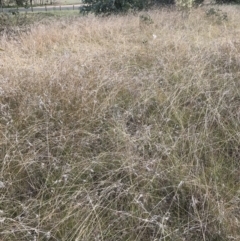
[[0, 7, 240, 241]]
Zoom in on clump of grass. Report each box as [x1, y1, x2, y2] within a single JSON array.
[[0, 7, 240, 241]]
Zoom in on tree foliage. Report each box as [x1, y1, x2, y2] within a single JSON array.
[[80, 0, 174, 15], [215, 0, 240, 3], [80, 0, 208, 15]]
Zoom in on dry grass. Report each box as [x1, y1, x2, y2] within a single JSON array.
[[0, 6, 240, 241]]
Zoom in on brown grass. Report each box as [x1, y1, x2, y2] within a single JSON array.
[[0, 6, 240, 240]]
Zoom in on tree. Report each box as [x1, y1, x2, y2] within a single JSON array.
[[80, 0, 173, 15], [15, 0, 29, 6], [215, 0, 240, 3]]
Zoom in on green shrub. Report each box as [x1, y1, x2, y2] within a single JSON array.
[[205, 7, 228, 22], [215, 0, 240, 4], [175, 0, 204, 10], [80, 0, 174, 15], [80, 0, 147, 15]]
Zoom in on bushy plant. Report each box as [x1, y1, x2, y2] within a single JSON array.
[[175, 0, 193, 9], [215, 0, 240, 3], [80, 0, 148, 15], [175, 0, 203, 10], [80, 0, 174, 15], [154, 0, 175, 4], [205, 7, 228, 22]]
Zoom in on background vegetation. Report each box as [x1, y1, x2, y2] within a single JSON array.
[[80, 0, 175, 15], [0, 5, 240, 241]]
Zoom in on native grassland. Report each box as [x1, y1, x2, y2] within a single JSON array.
[[0, 6, 240, 241]]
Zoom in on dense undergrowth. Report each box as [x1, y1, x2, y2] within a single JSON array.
[[0, 6, 240, 241]]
